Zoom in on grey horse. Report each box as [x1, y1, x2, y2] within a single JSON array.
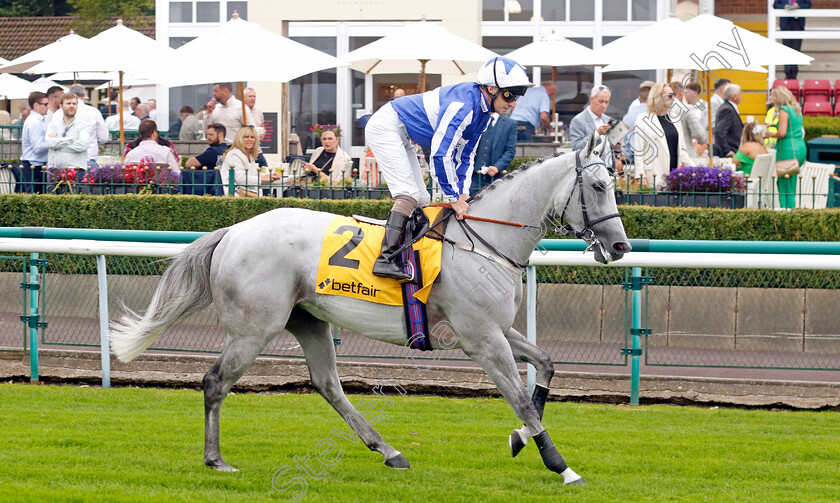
[[110, 130, 630, 485]]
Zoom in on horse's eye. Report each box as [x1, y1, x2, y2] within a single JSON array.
[[593, 182, 607, 192]]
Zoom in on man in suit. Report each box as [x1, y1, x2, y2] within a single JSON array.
[[714, 83, 744, 158], [470, 112, 517, 195], [570, 85, 612, 151]]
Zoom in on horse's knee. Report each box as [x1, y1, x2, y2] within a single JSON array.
[[203, 368, 225, 403]]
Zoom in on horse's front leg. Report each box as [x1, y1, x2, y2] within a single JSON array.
[[504, 327, 554, 457], [461, 328, 583, 485]]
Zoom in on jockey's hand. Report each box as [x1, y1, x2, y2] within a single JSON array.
[[452, 194, 470, 220]]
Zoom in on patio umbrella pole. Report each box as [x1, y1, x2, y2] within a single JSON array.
[[119, 70, 125, 162], [551, 67, 556, 136], [238, 81, 248, 125], [419, 60, 428, 93], [706, 71, 713, 169]]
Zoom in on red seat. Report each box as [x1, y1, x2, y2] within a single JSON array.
[[773, 79, 801, 100], [835, 80, 840, 99], [803, 101, 832, 116], [835, 101, 840, 117], [803, 80, 831, 97], [804, 93, 831, 105]]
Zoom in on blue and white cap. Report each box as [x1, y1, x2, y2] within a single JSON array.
[[475, 57, 533, 94]]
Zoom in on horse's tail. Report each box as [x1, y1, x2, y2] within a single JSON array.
[[110, 228, 230, 363]]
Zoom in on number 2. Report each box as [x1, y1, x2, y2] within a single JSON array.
[[329, 225, 365, 269]]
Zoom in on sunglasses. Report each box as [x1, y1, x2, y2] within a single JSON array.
[[500, 86, 527, 103], [37, 102, 48, 106]]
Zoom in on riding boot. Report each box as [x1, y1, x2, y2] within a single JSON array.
[[373, 211, 413, 282]]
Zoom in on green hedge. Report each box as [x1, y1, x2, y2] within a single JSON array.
[[803, 116, 840, 143], [1, 194, 839, 241]]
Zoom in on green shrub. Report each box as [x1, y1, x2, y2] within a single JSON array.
[[803, 116, 840, 143], [508, 157, 537, 172]]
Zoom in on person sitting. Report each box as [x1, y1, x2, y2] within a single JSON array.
[[714, 83, 744, 158], [169, 106, 193, 138], [179, 107, 204, 141], [124, 119, 180, 172], [733, 122, 768, 176], [470, 111, 517, 195], [302, 128, 352, 185], [105, 103, 141, 132], [632, 82, 691, 189], [220, 126, 279, 197], [125, 125, 181, 165], [99, 90, 119, 119], [185, 123, 228, 170]]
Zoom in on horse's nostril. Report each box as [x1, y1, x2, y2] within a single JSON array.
[[613, 242, 631, 253]]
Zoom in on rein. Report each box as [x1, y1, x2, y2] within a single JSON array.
[[558, 153, 622, 249]]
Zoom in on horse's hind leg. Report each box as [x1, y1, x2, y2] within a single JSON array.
[[204, 331, 277, 471], [286, 307, 409, 469], [461, 329, 583, 485], [504, 327, 554, 458]]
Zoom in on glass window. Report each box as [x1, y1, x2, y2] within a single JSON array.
[[569, 37, 593, 49], [570, 0, 594, 21], [603, 0, 628, 21], [482, 0, 504, 21], [632, 0, 656, 21], [508, 0, 534, 22], [542, 66, 594, 127], [169, 2, 192, 23], [349, 37, 380, 147], [542, 0, 566, 21], [196, 2, 220, 22], [169, 37, 194, 49], [290, 37, 337, 152], [602, 69, 656, 119], [168, 83, 214, 128], [227, 1, 247, 20], [482, 36, 532, 56]]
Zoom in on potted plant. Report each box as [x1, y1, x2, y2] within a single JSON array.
[[665, 166, 746, 209]]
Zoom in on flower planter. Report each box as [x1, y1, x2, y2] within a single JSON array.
[[620, 191, 745, 208]]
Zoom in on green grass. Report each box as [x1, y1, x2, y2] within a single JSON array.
[[0, 384, 838, 502]]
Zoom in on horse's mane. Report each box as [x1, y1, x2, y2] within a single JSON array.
[[470, 151, 566, 201]]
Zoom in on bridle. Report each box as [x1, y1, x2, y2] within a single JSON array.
[[558, 152, 622, 252]]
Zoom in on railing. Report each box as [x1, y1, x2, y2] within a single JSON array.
[[1, 229, 839, 404], [767, 2, 840, 90]]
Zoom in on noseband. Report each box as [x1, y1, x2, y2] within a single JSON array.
[[558, 153, 622, 250]]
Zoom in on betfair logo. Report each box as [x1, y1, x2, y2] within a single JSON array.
[[325, 279, 381, 298], [319, 278, 332, 290]]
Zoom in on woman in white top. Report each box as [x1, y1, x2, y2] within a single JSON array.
[[632, 82, 692, 189], [220, 125, 279, 196], [303, 129, 353, 185]]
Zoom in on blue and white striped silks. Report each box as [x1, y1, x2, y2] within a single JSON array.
[[391, 82, 491, 201]]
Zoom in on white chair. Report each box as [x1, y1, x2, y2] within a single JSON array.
[[796, 161, 835, 209], [745, 153, 776, 209]]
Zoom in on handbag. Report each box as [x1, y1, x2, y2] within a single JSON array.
[[234, 187, 259, 198], [775, 111, 800, 178]]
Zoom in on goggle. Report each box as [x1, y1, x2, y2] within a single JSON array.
[[501, 86, 527, 103]]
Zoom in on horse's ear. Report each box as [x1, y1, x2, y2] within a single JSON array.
[[578, 129, 597, 163], [592, 132, 607, 158]]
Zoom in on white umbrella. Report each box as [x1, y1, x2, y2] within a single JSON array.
[[0, 32, 87, 74], [684, 14, 812, 67], [24, 20, 176, 155], [164, 14, 339, 87], [596, 17, 767, 73], [0, 74, 39, 99], [31, 77, 67, 93], [505, 35, 602, 67], [340, 20, 498, 91]]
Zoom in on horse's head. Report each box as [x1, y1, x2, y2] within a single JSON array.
[[556, 130, 631, 264]]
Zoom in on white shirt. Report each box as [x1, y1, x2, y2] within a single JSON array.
[[44, 117, 91, 168], [205, 96, 254, 141], [586, 106, 608, 127], [53, 102, 108, 160], [105, 112, 141, 131], [124, 139, 180, 172]]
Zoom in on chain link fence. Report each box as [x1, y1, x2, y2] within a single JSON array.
[[1, 253, 839, 371]]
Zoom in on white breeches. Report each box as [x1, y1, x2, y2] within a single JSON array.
[[365, 103, 431, 206]]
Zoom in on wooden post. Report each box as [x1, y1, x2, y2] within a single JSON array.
[[706, 72, 714, 169], [238, 82, 248, 126], [419, 60, 428, 93], [119, 71, 125, 162]]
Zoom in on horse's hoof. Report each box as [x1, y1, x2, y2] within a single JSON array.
[[384, 453, 410, 470], [206, 458, 239, 472], [565, 477, 585, 486], [509, 430, 527, 458]]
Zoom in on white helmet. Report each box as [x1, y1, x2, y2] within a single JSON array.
[[475, 57, 533, 96]]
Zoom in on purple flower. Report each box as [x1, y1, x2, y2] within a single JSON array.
[[665, 166, 742, 193]]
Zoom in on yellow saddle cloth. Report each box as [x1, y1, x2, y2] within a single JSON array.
[[315, 207, 444, 306]]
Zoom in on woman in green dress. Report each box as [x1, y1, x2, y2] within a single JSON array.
[[733, 122, 768, 175], [767, 86, 806, 209]]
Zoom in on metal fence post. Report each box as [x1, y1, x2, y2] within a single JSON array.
[[96, 255, 111, 389], [526, 265, 537, 394], [25, 253, 42, 382], [622, 266, 650, 405]]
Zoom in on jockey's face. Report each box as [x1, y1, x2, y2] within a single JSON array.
[[487, 87, 515, 115]]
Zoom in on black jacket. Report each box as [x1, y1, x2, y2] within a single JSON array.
[[714, 101, 743, 156]]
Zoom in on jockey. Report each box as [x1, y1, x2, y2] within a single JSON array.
[[365, 56, 533, 281]]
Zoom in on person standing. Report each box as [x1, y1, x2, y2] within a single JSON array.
[[244, 87, 264, 130], [52, 84, 108, 169], [632, 83, 692, 189], [570, 85, 613, 152], [45, 93, 91, 169], [205, 82, 254, 141], [509, 83, 550, 141], [470, 112, 517, 195], [44, 86, 64, 127], [773, 0, 811, 80], [365, 57, 531, 281], [766, 86, 806, 209], [714, 84, 744, 158], [20, 92, 49, 193], [710, 78, 730, 130]]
